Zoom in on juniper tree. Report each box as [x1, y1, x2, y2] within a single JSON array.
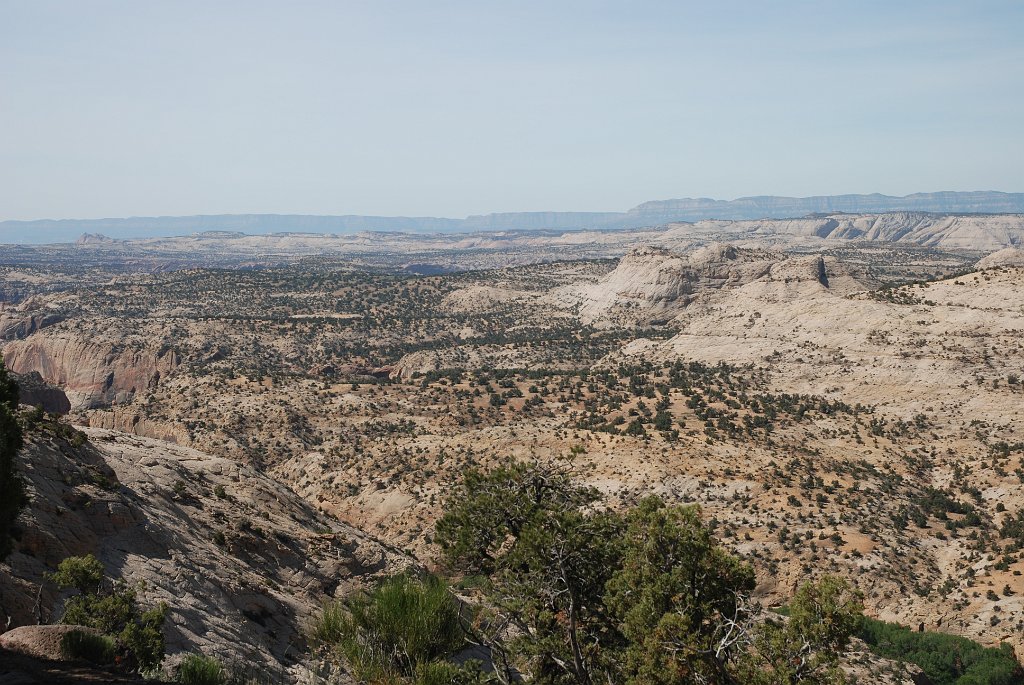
[[0, 359, 25, 559]]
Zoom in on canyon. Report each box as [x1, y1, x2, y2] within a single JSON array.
[[3, 218, 1024, 681]]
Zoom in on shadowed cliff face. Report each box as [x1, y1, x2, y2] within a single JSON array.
[[13, 371, 71, 414], [2, 330, 179, 410]]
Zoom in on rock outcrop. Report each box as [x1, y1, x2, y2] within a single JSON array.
[[562, 243, 865, 324], [0, 625, 102, 661], [0, 297, 66, 341]]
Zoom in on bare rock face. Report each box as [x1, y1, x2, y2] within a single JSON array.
[[81, 408, 189, 444], [562, 244, 761, 322], [2, 330, 178, 410], [75, 233, 116, 245], [0, 297, 66, 342], [0, 423, 408, 673]]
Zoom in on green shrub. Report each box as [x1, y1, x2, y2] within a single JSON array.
[[436, 464, 870, 685], [859, 617, 1023, 685], [50, 554, 106, 596], [50, 554, 168, 673], [176, 653, 227, 685], [120, 602, 169, 673], [312, 574, 464, 682], [309, 598, 348, 648], [60, 629, 116, 665], [414, 660, 493, 685]]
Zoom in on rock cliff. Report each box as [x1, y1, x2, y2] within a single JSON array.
[[3, 329, 179, 410]]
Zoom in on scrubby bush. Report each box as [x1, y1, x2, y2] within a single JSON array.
[[741, 576, 864, 685], [414, 660, 493, 685], [176, 653, 228, 685], [60, 629, 117, 665], [311, 573, 468, 683]]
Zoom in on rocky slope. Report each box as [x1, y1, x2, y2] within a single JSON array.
[[977, 246, 1024, 269], [0, 296, 66, 341], [596, 259, 1024, 651], [0, 420, 407, 675]]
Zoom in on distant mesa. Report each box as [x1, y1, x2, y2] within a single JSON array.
[[195, 230, 247, 238], [75, 232, 116, 244], [3, 190, 1022, 244], [627, 190, 1024, 221]]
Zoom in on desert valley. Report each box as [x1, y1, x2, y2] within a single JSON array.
[[1, 207, 1024, 683]]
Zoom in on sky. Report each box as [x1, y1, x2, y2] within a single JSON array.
[[1, 0, 1023, 221]]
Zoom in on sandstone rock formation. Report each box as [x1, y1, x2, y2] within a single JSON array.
[[562, 243, 868, 324], [0, 296, 66, 341], [2, 330, 179, 410]]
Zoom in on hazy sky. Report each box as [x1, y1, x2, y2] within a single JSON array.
[[2, 1, 1022, 220]]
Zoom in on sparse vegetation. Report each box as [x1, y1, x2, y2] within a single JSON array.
[[4, 240, 1024, 680]]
